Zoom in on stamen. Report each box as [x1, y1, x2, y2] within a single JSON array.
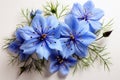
[[59, 59, 64, 64], [56, 56, 64, 64], [70, 34, 74, 40], [39, 34, 47, 40]]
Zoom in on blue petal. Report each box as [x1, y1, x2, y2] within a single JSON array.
[[46, 38, 62, 51], [49, 50, 60, 61], [20, 39, 38, 54], [83, 1, 94, 13], [35, 10, 42, 15], [48, 26, 61, 39], [15, 28, 24, 41], [59, 64, 69, 75], [67, 56, 77, 67], [22, 47, 36, 54], [88, 8, 104, 21], [49, 61, 59, 73], [88, 20, 102, 32], [31, 14, 46, 34], [36, 43, 50, 60], [19, 52, 30, 61], [78, 31, 96, 46], [19, 26, 39, 41], [71, 3, 84, 20], [8, 40, 21, 53], [21, 39, 39, 48], [60, 38, 75, 58], [65, 14, 85, 34], [76, 20, 89, 35], [47, 22, 61, 39], [74, 43, 88, 58], [44, 16, 59, 33], [65, 14, 79, 31], [59, 23, 72, 36]]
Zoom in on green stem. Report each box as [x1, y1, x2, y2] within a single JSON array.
[[96, 36, 103, 41], [89, 47, 110, 70]]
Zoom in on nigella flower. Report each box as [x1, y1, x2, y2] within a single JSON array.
[[60, 15, 96, 58], [70, 1, 104, 33], [19, 14, 62, 60], [49, 50, 77, 75], [8, 29, 29, 61]]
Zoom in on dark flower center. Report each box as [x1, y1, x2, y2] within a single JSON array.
[[70, 34, 75, 40], [78, 15, 88, 21], [40, 34, 47, 40], [56, 56, 64, 64]]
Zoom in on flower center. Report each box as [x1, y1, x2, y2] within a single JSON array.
[[84, 15, 88, 21], [40, 34, 47, 40], [56, 56, 64, 64], [78, 15, 88, 21], [70, 34, 75, 40]]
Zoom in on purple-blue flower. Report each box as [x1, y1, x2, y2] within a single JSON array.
[[19, 14, 62, 60], [8, 29, 29, 61], [70, 1, 104, 33], [49, 50, 77, 75], [60, 14, 96, 58]]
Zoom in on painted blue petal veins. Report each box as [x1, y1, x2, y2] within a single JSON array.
[[45, 16, 59, 33], [8, 40, 21, 53], [79, 31, 96, 46], [67, 56, 77, 67], [59, 64, 69, 75], [47, 26, 61, 39], [36, 43, 50, 60], [75, 20, 89, 35], [60, 23, 72, 37], [88, 20, 102, 32], [60, 38, 75, 58], [88, 8, 104, 20], [15, 28, 24, 41], [71, 3, 84, 20], [31, 14, 46, 34], [20, 39, 38, 49], [49, 61, 59, 73], [83, 0, 95, 13], [19, 26, 39, 41], [75, 43, 88, 58], [20, 39, 38, 54], [47, 38, 62, 51], [49, 50, 60, 61], [65, 14, 80, 32]]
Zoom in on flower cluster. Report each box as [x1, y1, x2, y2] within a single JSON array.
[[7, 1, 111, 76]]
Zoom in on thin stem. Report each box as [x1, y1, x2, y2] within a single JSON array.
[[96, 36, 103, 41]]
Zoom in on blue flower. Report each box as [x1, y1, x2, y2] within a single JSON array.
[[8, 29, 29, 61], [70, 1, 104, 33], [49, 50, 77, 75], [60, 14, 96, 58], [19, 14, 62, 60]]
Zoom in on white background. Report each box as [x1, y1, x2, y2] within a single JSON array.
[[0, 0, 120, 80]]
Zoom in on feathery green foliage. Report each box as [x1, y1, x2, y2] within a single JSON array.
[[43, 1, 69, 19]]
